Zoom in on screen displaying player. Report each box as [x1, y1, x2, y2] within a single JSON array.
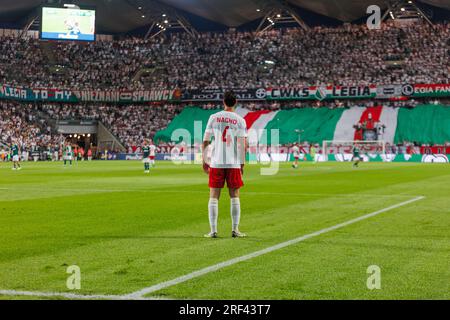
[[41, 7, 96, 41]]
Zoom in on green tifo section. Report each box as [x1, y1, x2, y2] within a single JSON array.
[[155, 107, 218, 143], [394, 105, 450, 144], [263, 108, 344, 144], [155, 107, 344, 144], [155, 105, 450, 145]]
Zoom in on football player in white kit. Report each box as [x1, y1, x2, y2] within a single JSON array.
[[291, 144, 300, 168], [149, 140, 157, 167], [202, 91, 247, 238]]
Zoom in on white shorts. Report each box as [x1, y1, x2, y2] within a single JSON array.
[[12, 155, 19, 162], [143, 157, 150, 163], [64, 156, 73, 161]]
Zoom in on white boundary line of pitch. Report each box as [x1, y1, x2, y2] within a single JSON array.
[[0, 196, 425, 300], [125, 196, 425, 299], [0, 289, 172, 300]]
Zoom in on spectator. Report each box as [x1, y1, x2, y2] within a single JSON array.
[[0, 22, 448, 90]]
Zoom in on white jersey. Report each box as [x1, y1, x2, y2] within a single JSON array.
[[204, 110, 247, 169], [149, 145, 157, 156], [292, 146, 300, 157]]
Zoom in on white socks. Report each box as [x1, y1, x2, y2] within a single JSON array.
[[208, 197, 241, 233], [231, 197, 241, 232], [208, 198, 219, 233]]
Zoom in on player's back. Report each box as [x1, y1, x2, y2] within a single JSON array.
[[208, 110, 245, 131], [142, 145, 150, 156], [205, 110, 247, 169]]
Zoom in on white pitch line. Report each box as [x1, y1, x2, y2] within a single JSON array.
[[0, 289, 172, 300], [0, 289, 125, 300], [125, 196, 425, 299], [242, 191, 419, 198]]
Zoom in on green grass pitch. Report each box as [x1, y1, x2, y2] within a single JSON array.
[[0, 161, 449, 300]]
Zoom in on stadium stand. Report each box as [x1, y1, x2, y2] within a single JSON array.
[[0, 101, 183, 151], [0, 20, 449, 158], [2, 99, 449, 159], [0, 22, 449, 90], [0, 101, 62, 150], [38, 103, 182, 150]]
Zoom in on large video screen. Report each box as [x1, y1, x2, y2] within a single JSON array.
[[41, 7, 96, 41]]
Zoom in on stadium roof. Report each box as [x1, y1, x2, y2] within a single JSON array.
[[0, 0, 448, 33]]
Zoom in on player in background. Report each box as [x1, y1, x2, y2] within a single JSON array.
[[310, 144, 317, 163], [149, 140, 157, 167], [291, 144, 300, 168], [142, 140, 151, 173], [73, 146, 78, 164], [202, 91, 247, 238], [352, 143, 361, 168], [11, 142, 21, 170], [63, 142, 73, 167]]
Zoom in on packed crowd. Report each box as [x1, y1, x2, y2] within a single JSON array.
[[1, 99, 449, 158], [198, 99, 423, 110], [1, 98, 438, 153], [0, 37, 47, 87], [0, 101, 63, 150], [1, 22, 449, 90], [37, 103, 183, 149]]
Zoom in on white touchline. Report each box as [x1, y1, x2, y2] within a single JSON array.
[[0, 289, 125, 300], [125, 196, 425, 299], [0, 289, 171, 300]]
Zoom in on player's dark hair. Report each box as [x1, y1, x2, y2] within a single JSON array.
[[223, 91, 237, 108]]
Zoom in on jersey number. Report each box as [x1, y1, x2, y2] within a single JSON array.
[[222, 126, 229, 142]]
